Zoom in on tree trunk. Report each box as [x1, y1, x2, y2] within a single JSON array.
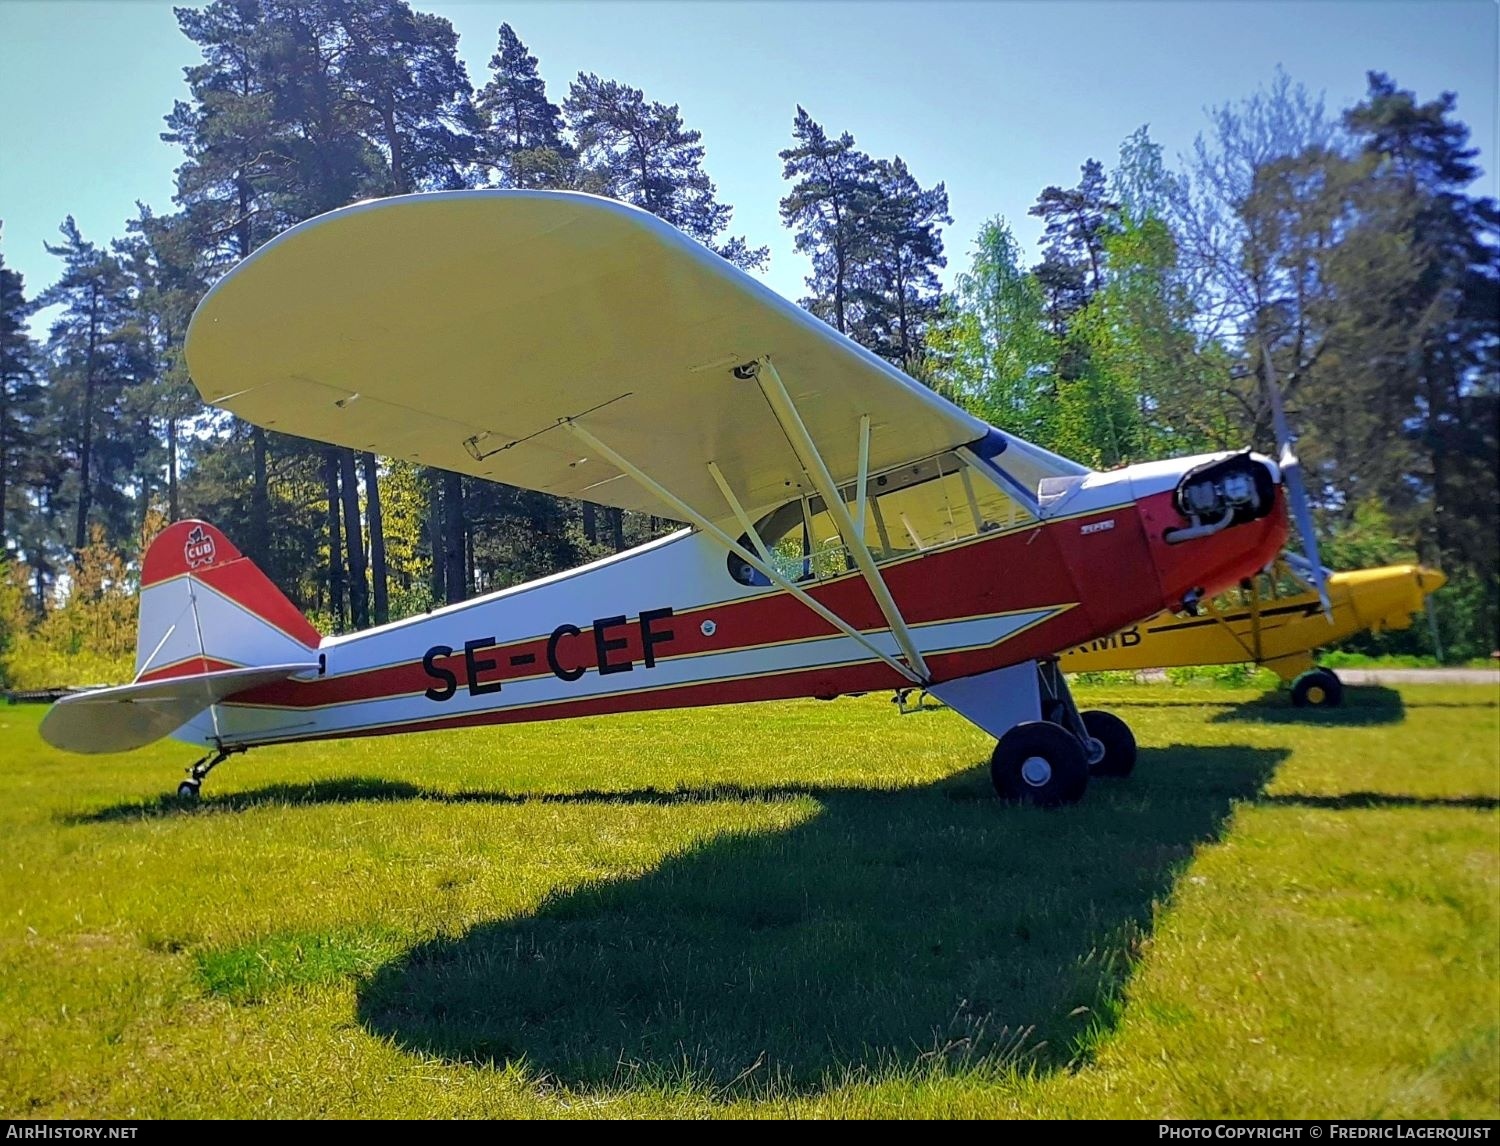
[[167, 417, 180, 522], [582, 500, 596, 544], [324, 449, 346, 632], [75, 289, 100, 552], [610, 506, 625, 552], [442, 471, 466, 605], [339, 448, 369, 629], [362, 451, 388, 624], [463, 514, 474, 598], [250, 425, 269, 565], [0, 392, 8, 545], [427, 469, 445, 605], [383, 103, 409, 195]]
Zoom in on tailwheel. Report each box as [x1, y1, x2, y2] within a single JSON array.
[[1082, 710, 1137, 777], [1291, 668, 1344, 708], [175, 745, 242, 799], [991, 721, 1089, 807]]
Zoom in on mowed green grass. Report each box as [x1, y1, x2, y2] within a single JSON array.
[[0, 683, 1495, 1118]]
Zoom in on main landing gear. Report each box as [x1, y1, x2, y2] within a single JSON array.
[[175, 745, 244, 800], [989, 660, 1137, 806], [1290, 667, 1344, 708]]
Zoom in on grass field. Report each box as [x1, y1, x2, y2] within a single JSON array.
[[1, 682, 1496, 1118]]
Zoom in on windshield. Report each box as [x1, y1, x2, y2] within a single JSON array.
[[727, 449, 1035, 586]]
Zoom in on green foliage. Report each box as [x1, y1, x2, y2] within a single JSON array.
[[1164, 663, 1280, 688], [1068, 669, 1143, 687], [925, 218, 1056, 439], [1321, 500, 1417, 571], [0, 526, 137, 688]]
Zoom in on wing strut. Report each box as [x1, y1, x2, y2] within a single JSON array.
[[751, 358, 931, 682], [560, 416, 925, 685]]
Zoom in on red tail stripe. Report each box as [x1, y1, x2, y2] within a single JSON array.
[[137, 656, 242, 683]]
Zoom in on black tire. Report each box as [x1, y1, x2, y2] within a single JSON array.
[[177, 779, 201, 800], [1291, 668, 1344, 708], [1082, 710, 1137, 777], [990, 721, 1089, 807]]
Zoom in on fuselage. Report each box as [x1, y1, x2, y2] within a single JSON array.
[[184, 450, 1288, 749]]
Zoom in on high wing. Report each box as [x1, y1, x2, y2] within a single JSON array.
[[184, 190, 990, 524]]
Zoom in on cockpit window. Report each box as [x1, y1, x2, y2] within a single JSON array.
[[726, 449, 1035, 586]]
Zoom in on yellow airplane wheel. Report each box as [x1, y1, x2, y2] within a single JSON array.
[[1291, 668, 1344, 709]]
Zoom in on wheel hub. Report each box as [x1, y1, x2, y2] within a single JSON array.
[[1307, 685, 1325, 704], [1020, 756, 1052, 787]]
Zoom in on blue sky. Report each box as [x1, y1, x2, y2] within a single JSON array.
[[1, 0, 1496, 313]]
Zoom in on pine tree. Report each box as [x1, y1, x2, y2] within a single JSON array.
[[779, 107, 877, 334], [1344, 73, 1499, 651], [566, 73, 766, 269], [115, 207, 206, 524], [477, 23, 569, 189], [336, 0, 478, 194], [848, 157, 951, 368], [38, 218, 150, 555], [0, 224, 43, 553], [166, 0, 290, 565], [331, 0, 479, 620], [1029, 158, 1119, 329]]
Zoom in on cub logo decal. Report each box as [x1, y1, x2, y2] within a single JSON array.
[[184, 525, 218, 569]]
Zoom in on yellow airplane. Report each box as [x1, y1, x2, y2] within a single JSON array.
[[1059, 559, 1446, 707]]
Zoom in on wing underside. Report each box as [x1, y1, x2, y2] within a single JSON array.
[[185, 191, 990, 524]]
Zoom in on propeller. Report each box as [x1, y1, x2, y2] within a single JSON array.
[[1261, 346, 1333, 620]]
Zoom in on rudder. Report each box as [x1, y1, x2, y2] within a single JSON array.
[[135, 520, 323, 681]]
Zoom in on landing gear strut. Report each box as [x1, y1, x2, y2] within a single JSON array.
[[176, 745, 244, 800], [928, 659, 1139, 807]]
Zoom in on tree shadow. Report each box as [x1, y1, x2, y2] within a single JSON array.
[[1261, 791, 1499, 812], [1210, 685, 1406, 726], [354, 744, 1287, 1094]]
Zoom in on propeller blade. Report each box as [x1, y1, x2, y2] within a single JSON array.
[[1262, 346, 1332, 621], [1280, 453, 1333, 619]]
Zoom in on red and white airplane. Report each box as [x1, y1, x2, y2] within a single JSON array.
[[41, 191, 1297, 806]]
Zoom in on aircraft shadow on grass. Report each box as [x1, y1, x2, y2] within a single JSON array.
[[338, 744, 1288, 1094], [1109, 685, 1407, 727], [1211, 685, 1407, 726], [66, 778, 850, 825]]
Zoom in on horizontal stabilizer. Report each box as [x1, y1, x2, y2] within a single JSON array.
[[39, 663, 320, 755]]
